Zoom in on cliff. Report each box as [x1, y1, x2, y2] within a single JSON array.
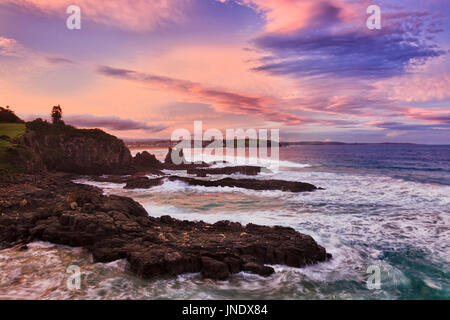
[[14, 119, 134, 175]]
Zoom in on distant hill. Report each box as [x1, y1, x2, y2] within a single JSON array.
[[280, 141, 417, 146], [126, 138, 279, 149], [125, 139, 420, 149], [279, 141, 348, 146]]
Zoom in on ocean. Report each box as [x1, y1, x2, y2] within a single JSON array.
[[1, 144, 449, 299]]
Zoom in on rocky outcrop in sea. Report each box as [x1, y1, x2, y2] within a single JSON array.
[[0, 174, 331, 280], [0, 117, 331, 281]]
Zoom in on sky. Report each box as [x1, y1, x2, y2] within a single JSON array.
[[0, 0, 449, 144]]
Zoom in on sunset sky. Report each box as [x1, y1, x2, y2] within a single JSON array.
[[0, 0, 449, 143]]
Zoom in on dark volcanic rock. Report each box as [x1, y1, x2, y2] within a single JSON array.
[[168, 176, 318, 192], [162, 147, 209, 170], [242, 262, 274, 277], [201, 257, 230, 280], [16, 120, 134, 175], [187, 166, 262, 176], [124, 177, 164, 189], [122, 175, 319, 193], [164, 147, 184, 165], [132, 151, 164, 172], [90, 175, 132, 184], [90, 173, 163, 184], [0, 174, 331, 280]]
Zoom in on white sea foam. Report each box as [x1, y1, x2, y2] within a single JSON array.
[[29, 157, 449, 299], [187, 152, 311, 170], [72, 179, 126, 193]]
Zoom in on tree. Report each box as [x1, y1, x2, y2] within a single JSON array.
[[51, 105, 63, 124]]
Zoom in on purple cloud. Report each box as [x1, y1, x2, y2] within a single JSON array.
[[64, 114, 167, 133], [370, 121, 450, 131], [46, 56, 77, 65], [97, 65, 310, 125], [251, 9, 445, 79], [407, 114, 450, 124]]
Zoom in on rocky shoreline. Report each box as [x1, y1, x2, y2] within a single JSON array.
[[1, 117, 331, 281], [89, 150, 321, 193], [0, 173, 331, 280]]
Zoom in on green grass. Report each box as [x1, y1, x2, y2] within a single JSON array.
[[0, 122, 27, 172], [0, 123, 26, 139]]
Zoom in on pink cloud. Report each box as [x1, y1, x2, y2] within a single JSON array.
[[97, 65, 309, 125], [0, 36, 24, 56], [239, 0, 359, 33], [0, 0, 186, 31], [404, 108, 450, 124], [374, 69, 450, 103]]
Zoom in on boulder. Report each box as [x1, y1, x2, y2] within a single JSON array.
[[201, 257, 230, 280], [132, 151, 163, 170]]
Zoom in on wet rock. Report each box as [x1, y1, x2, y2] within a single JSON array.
[[162, 148, 209, 170], [0, 174, 331, 280], [223, 257, 241, 274], [124, 177, 164, 189], [132, 151, 164, 172], [242, 262, 274, 277], [122, 175, 319, 193], [168, 176, 318, 192], [82, 203, 95, 213], [100, 195, 148, 217], [201, 257, 230, 280], [187, 166, 261, 176], [164, 147, 183, 165], [90, 175, 131, 183]]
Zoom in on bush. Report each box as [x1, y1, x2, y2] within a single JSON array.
[[0, 106, 24, 123]]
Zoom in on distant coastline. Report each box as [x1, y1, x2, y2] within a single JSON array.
[[124, 139, 439, 149]]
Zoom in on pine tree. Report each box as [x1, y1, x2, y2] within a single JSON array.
[[51, 105, 63, 125]]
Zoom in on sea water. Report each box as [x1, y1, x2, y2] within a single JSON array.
[[0, 144, 448, 299]]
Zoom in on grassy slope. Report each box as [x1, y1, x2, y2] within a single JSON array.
[[0, 123, 27, 171], [0, 123, 26, 138]]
